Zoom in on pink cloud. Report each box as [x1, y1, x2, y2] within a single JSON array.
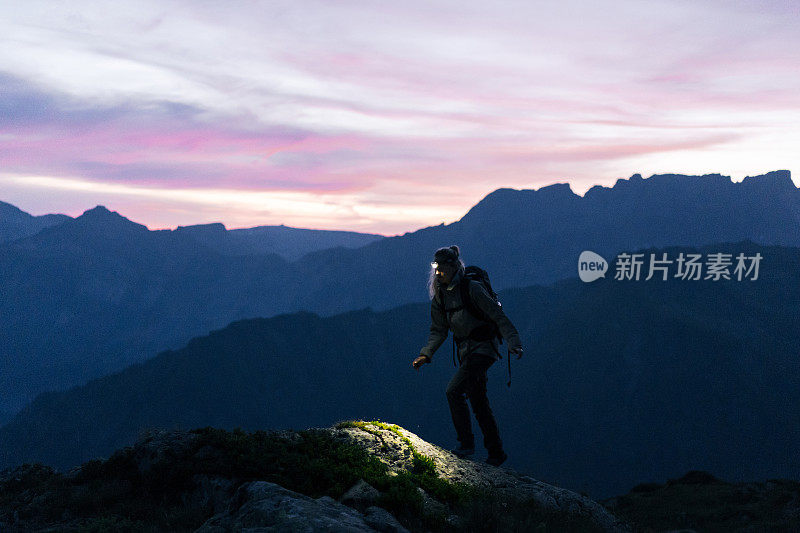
[[1, 0, 797, 234], [0, 114, 382, 192]]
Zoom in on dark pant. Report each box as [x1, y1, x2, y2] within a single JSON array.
[[445, 353, 503, 454]]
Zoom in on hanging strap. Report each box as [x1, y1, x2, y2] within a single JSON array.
[[507, 348, 512, 388], [487, 342, 511, 388]]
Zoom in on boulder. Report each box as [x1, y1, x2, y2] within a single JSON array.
[[340, 478, 380, 513], [363, 506, 409, 533], [196, 481, 382, 532], [327, 422, 630, 532]]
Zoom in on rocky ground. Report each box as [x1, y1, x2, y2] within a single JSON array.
[[326, 420, 629, 532], [0, 420, 630, 532], [4, 420, 797, 531], [602, 470, 800, 532], [195, 421, 630, 532]]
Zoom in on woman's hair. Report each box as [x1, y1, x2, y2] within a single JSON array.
[[428, 245, 465, 299]]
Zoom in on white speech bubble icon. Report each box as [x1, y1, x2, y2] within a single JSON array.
[[578, 251, 608, 282]]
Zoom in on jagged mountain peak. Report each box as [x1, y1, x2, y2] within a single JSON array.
[[174, 222, 228, 234], [466, 171, 779, 220], [0, 200, 31, 220], [601, 172, 731, 195], [0, 201, 73, 243], [79, 205, 117, 218], [537, 181, 576, 197], [73, 205, 149, 232], [740, 169, 795, 190], [460, 181, 579, 223]]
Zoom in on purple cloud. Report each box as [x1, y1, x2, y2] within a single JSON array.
[[0, 1, 797, 233]]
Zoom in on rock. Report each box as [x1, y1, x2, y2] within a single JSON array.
[[327, 422, 630, 532], [3, 424, 630, 532], [340, 478, 380, 513], [446, 513, 464, 528], [183, 475, 237, 515], [417, 487, 448, 517], [128, 428, 199, 475], [195, 481, 382, 532], [363, 506, 409, 533]]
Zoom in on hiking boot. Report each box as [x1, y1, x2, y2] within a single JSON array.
[[451, 445, 475, 457], [485, 451, 508, 467]]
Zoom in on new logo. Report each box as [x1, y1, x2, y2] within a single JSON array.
[[578, 251, 608, 282]]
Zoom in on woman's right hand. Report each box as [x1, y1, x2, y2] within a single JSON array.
[[412, 355, 430, 370]]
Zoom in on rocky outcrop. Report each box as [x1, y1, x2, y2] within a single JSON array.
[[324, 421, 630, 532], [196, 481, 407, 533], [186, 421, 629, 532], [0, 422, 631, 532], [189, 421, 629, 531], [340, 478, 381, 512]]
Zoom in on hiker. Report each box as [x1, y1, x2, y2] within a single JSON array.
[[412, 245, 523, 467]]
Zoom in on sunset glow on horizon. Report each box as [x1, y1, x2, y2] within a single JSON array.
[[2, 0, 798, 235]]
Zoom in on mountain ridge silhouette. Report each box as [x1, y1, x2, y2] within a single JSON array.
[[1, 169, 797, 417], [2, 239, 798, 500]]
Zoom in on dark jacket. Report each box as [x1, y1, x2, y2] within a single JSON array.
[[420, 270, 522, 363]]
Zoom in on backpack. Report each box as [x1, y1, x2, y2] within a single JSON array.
[[459, 266, 503, 344], [438, 265, 511, 387], [436, 265, 513, 386], [436, 266, 503, 351]]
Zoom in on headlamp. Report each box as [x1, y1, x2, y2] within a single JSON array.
[[431, 261, 439, 269]]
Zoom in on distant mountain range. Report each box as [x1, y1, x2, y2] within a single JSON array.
[[0, 205, 381, 414], [0, 201, 383, 257], [2, 240, 798, 499], [1, 170, 796, 416], [173, 222, 383, 261], [0, 200, 71, 242]]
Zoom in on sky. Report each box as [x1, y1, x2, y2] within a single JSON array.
[[1, 0, 798, 235]]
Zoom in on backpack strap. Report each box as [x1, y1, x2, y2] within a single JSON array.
[[436, 287, 458, 367], [458, 280, 486, 323]]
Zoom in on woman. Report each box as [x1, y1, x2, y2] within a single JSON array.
[[412, 245, 523, 466]]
